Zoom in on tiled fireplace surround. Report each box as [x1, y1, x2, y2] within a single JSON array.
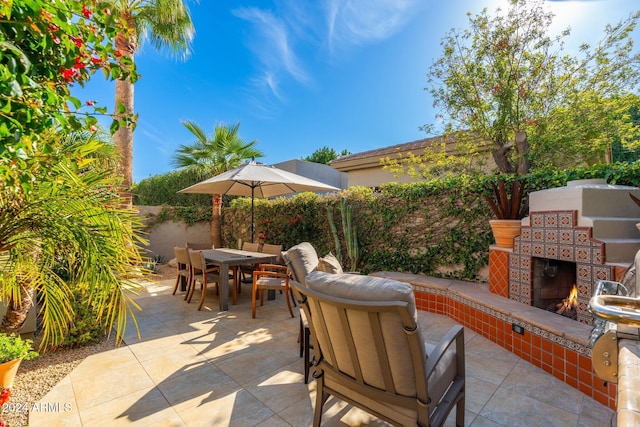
[[374, 210, 628, 411]]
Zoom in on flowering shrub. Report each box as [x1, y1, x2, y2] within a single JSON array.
[[0, 0, 138, 194]]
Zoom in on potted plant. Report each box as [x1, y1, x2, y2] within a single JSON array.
[[0, 333, 38, 388], [484, 176, 529, 248]]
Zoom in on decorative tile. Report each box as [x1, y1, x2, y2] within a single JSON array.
[[510, 281, 520, 296], [520, 227, 531, 241], [509, 294, 519, 302], [545, 213, 558, 228], [577, 264, 592, 282], [558, 245, 574, 262], [545, 229, 558, 244], [533, 229, 544, 243], [520, 256, 531, 270], [592, 243, 604, 264], [510, 268, 520, 282], [544, 245, 558, 259], [531, 213, 544, 227], [509, 254, 520, 268], [559, 230, 574, 245], [575, 228, 591, 245], [532, 244, 544, 257], [521, 269, 530, 283], [513, 240, 520, 254], [558, 211, 576, 228], [593, 266, 611, 282], [519, 295, 531, 305], [576, 247, 591, 263], [577, 283, 590, 297], [520, 242, 531, 256], [521, 284, 530, 297]]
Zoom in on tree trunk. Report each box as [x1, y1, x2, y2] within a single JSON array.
[[113, 13, 138, 209], [114, 79, 134, 208], [515, 130, 531, 174], [492, 143, 515, 174], [0, 284, 35, 335], [211, 194, 222, 248]]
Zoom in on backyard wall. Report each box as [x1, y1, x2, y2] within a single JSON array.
[[137, 206, 211, 262]]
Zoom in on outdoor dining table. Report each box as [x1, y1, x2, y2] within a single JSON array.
[[201, 248, 277, 311]]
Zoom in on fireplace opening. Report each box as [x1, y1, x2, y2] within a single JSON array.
[[532, 258, 577, 318]]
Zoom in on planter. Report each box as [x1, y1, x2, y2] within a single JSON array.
[[0, 358, 23, 388], [489, 219, 522, 249]]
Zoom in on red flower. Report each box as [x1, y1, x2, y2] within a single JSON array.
[[53, 35, 61, 44], [70, 36, 83, 48], [61, 68, 76, 82], [89, 125, 98, 132], [86, 100, 94, 106], [0, 387, 11, 405], [114, 51, 122, 58], [104, 8, 111, 16], [90, 56, 102, 65], [82, 5, 92, 18]]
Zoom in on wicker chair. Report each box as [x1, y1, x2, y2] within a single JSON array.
[[291, 272, 465, 427]]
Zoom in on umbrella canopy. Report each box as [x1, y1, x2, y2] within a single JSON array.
[[179, 160, 340, 241]]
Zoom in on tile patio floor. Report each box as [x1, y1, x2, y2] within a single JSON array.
[[32, 278, 615, 426]]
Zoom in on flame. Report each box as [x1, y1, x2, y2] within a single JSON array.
[[561, 285, 578, 311]]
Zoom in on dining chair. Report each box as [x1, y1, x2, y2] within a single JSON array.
[[186, 241, 213, 250], [172, 246, 192, 296], [238, 241, 261, 289], [261, 243, 283, 264], [187, 249, 221, 310], [251, 264, 294, 319]]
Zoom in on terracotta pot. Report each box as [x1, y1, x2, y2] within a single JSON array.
[[0, 358, 23, 388], [489, 219, 522, 249]]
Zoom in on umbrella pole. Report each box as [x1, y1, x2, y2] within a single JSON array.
[[251, 186, 255, 243]]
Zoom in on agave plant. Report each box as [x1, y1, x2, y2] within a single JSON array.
[[484, 176, 529, 220]]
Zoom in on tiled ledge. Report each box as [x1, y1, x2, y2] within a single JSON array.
[[618, 340, 640, 425], [370, 271, 617, 410]]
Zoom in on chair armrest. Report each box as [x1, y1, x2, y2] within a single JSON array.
[[258, 263, 287, 272], [253, 270, 290, 280], [425, 325, 464, 378]]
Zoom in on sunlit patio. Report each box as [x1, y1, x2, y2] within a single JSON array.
[[32, 277, 614, 426]]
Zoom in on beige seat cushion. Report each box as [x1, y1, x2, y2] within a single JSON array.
[[282, 242, 319, 285], [317, 252, 343, 274]]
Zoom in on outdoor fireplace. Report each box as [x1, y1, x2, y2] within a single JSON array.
[[505, 179, 640, 324]]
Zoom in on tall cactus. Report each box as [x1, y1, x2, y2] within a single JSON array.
[[326, 204, 343, 265], [340, 197, 359, 271]]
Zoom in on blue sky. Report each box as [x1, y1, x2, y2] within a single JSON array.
[[75, 0, 640, 182]]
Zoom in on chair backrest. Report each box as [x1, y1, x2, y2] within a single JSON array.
[[174, 246, 190, 267], [186, 242, 212, 250], [282, 242, 319, 284], [188, 249, 205, 271], [291, 272, 430, 425], [241, 242, 260, 252], [261, 243, 283, 263]]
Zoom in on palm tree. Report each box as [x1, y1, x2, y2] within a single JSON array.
[[0, 131, 148, 349], [106, 0, 195, 208], [172, 121, 264, 247]]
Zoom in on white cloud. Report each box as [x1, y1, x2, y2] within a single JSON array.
[[233, 7, 309, 98], [322, 0, 418, 49]]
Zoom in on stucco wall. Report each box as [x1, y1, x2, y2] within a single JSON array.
[[137, 206, 211, 262]]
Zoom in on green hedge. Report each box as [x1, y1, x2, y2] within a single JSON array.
[[142, 163, 640, 281]]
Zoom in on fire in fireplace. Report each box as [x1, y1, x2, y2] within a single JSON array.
[[556, 284, 578, 320]]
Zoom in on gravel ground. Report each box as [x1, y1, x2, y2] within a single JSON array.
[[3, 264, 176, 427]]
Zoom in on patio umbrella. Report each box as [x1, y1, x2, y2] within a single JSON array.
[[179, 159, 340, 241]]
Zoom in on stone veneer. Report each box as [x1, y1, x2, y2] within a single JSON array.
[[509, 210, 622, 324]]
